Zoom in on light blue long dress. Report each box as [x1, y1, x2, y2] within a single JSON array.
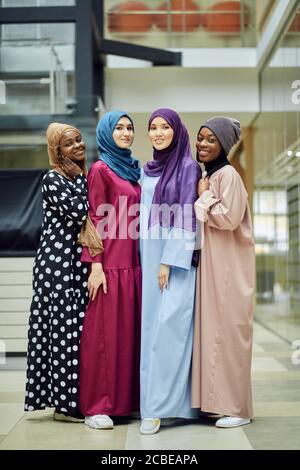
[[139, 170, 198, 419]]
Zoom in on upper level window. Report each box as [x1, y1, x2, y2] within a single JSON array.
[[1, 0, 75, 6]]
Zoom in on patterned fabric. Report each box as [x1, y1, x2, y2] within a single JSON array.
[[25, 170, 89, 417]]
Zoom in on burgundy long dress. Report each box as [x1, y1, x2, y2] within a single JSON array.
[[79, 160, 141, 417]]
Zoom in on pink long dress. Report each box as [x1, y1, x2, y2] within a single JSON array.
[[191, 165, 255, 419], [79, 161, 141, 417]]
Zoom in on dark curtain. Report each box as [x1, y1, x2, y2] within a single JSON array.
[[0, 169, 48, 256]]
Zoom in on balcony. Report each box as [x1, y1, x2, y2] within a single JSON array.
[[104, 0, 257, 48]]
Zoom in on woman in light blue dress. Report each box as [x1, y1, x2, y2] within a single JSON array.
[[139, 108, 201, 434]]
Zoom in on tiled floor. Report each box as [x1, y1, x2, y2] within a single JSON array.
[[0, 322, 300, 450]]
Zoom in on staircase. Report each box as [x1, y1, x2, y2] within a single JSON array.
[[0, 258, 33, 354]]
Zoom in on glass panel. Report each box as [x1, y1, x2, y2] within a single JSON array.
[[1, 0, 75, 6], [0, 133, 48, 169], [104, 0, 256, 48], [0, 97, 101, 168], [254, 214, 275, 241], [253, 6, 300, 342], [0, 23, 75, 115], [1, 23, 75, 44]]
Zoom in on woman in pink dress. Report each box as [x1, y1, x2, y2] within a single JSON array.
[[191, 116, 255, 428], [79, 110, 141, 429]]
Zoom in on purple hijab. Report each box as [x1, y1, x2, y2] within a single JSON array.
[[144, 108, 201, 232]]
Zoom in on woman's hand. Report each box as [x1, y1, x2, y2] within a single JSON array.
[[61, 156, 83, 179], [198, 177, 210, 197], [158, 264, 170, 293], [87, 263, 107, 301]]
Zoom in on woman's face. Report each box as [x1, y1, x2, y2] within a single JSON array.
[[196, 127, 222, 163], [59, 130, 86, 162], [112, 116, 134, 148], [149, 117, 174, 150]]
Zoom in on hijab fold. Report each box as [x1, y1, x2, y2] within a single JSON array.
[[46, 122, 102, 257], [199, 116, 241, 177], [201, 149, 230, 177], [144, 108, 201, 232], [46, 122, 87, 178], [96, 110, 140, 183]]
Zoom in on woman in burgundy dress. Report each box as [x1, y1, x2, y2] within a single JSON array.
[[79, 110, 141, 429]]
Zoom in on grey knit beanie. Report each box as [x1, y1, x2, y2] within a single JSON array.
[[200, 116, 241, 155]]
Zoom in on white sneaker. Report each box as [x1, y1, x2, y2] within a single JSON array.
[[140, 418, 161, 435], [84, 414, 114, 429], [215, 416, 251, 428]]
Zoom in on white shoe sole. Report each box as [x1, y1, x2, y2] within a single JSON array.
[[140, 422, 161, 435], [216, 419, 251, 428], [84, 419, 114, 430]]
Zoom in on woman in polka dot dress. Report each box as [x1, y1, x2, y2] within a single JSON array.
[[24, 122, 89, 422]]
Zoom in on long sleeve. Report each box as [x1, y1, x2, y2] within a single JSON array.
[[42, 172, 88, 222], [160, 160, 200, 270], [160, 227, 195, 271], [194, 167, 248, 231], [81, 164, 107, 263]]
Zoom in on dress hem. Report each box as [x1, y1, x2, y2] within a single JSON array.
[[192, 405, 252, 419]]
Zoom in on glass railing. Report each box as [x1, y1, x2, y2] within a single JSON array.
[[0, 32, 75, 115], [0, 0, 75, 7], [104, 0, 257, 48], [0, 96, 103, 168], [0, 87, 103, 118]]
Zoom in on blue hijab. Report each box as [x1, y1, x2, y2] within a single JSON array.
[[96, 110, 141, 183]]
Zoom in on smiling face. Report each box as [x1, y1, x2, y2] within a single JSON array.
[[148, 116, 174, 151], [112, 116, 134, 149], [196, 127, 222, 163], [59, 130, 86, 162]]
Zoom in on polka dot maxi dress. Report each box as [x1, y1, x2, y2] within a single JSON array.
[[25, 170, 89, 417]]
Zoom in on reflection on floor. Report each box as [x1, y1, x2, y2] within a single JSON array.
[[0, 322, 299, 450], [255, 303, 300, 344]]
